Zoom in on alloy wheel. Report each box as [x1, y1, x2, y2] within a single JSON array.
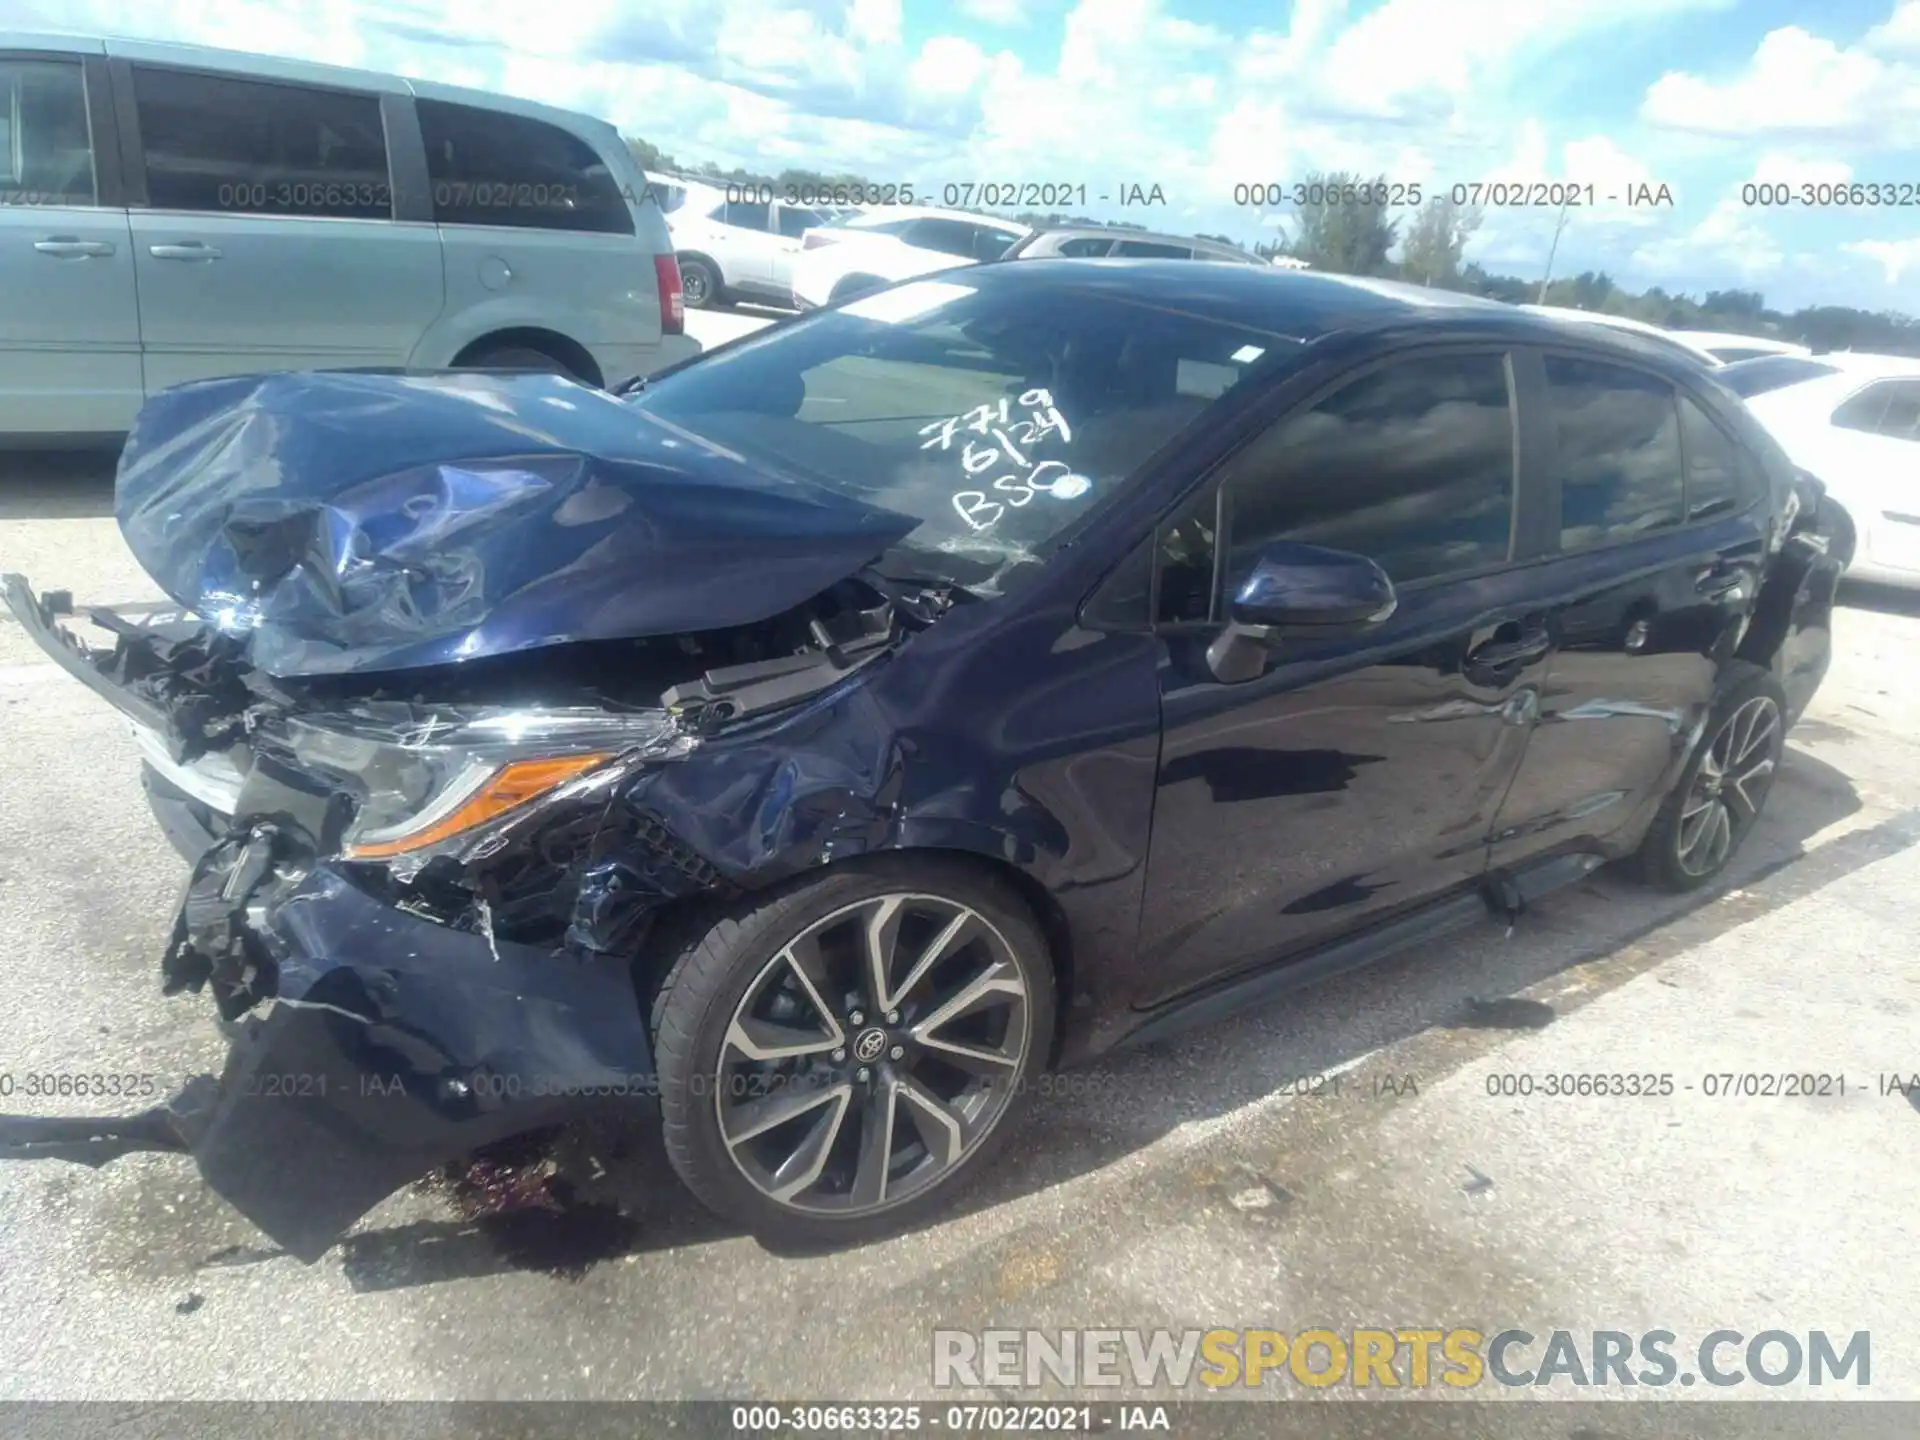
[[714, 893, 1032, 1216], [682, 264, 711, 307], [1676, 695, 1781, 877]]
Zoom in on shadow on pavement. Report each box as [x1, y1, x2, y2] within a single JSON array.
[[0, 448, 120, 521], [1839, 578, 1920, 619], [337, 742, 1885, 1292]]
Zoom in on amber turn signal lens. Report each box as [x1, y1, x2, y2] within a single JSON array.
[[344, 752, 614, 860]]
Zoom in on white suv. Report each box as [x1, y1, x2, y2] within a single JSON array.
[[666, 188, 833, 309], [789, 208, 1030, 309]]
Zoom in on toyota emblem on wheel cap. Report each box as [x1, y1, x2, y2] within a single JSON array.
[[853, 1027, 889, 1063]]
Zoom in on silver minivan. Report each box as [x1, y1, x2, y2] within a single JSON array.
[[0, 33, 698, 442]]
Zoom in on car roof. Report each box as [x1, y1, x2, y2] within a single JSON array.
[[842, 206, 1031, 234], [1026, 226, 1257, 259], [938, 261, 1726, 376], [1671, 330, 1809, 354], [1786, 351, 1920, 377], [1518, 305, 1722, 362], [3, 30, 617, 138]]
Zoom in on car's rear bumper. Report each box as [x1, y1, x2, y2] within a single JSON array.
[[0, 842, 659, 1262]]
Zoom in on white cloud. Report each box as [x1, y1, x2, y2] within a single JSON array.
[[954, 0, 1030, 25], [1750, 153, 1854, 188], [5, 0, 1914, 311], [1845, 239, 1920, 286], [1641, 16, 1920, 145]]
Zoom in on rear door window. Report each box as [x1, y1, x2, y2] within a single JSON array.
[[416, 99, 633, 234], [1833, 379, 1920, 440], [721, 198, 772, 231], [1055, 236, 1113, 257], [133, 65, 390, 218], [0, 57, 97, 206], [1678, 396, 1757, 522], [1544, 354, 1684, 549]]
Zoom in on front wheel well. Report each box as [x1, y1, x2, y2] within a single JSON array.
[[627, 847, 1078, 1065], [830, 274, 885, 304], [451, 328, 603, 387]]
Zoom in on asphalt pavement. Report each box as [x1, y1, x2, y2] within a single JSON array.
[[0, 308, 1916, 1421]]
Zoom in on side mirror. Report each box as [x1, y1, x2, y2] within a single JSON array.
[[1207, 541, 1397, 683], [1229, 541, 1397, 630]]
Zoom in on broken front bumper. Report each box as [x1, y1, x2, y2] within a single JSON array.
[[0, 838, 658, 1263]]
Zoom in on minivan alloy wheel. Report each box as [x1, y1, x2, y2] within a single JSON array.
[[1676, 694, 1781, 877], [714, 892, 1031, 1216]]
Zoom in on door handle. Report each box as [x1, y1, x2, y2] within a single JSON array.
[[149, 242, 222, 261], [1694, 567, 1747, 602], [34, 237, 114, 258], [1466, 623, 1551, 673]]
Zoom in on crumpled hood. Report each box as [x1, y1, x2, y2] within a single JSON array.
[[116, 369, 918, 678]]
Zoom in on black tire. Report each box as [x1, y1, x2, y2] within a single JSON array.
[[830, 274, 884, 304], [458, 344, 580, 381], [679, 256, 722, 309], [1633, 663, 1788, 892], [651, 856, 1055, 1246]]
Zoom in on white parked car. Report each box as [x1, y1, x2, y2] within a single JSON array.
[[1721, 352, 1920, 588], [664, 187, 833, 309], [789, 207, 1030, 309], [1671, 330, 1812, 364], [1520, 305, 1724, 368]]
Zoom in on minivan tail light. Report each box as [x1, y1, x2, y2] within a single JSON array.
[[655, 253, 685, 334]]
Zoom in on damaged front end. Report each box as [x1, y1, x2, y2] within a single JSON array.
[[0, 369, 940, 1260]]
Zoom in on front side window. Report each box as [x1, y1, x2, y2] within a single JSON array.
[[1055, 236, 1113, 257], [1112, 240, 1193, 259], [905, 219, 983, 258], [776, 204, 822, 238], [417, 99, 632, 234], [134, 65, 388, 218], [1546, 354, 1684, 550], [630, 274, 1289, 589], [0, 57, 96, 205], [1223, 353, 1516, 587]]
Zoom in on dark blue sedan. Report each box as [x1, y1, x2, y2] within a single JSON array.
[[0, 260, 1852, 1256]]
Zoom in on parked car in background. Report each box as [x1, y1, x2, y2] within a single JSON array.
[[789, 206, 1029, 309], [0, 33, 694, 443], [1671, 330, 1812, 364], [0, 262, 1850, 1257], [1004, 226, 1266, 265], [643, 169, 720, 217], [1724, 351, 1920, 588], [666, 187, 832, 309], [1520, 305, 1724, 369]]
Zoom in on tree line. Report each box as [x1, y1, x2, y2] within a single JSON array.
[[628, 139, 1917, 356]]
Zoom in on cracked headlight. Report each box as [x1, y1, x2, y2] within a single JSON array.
[[278, 705, 694, 864]]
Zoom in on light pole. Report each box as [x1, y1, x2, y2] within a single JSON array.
[[1535, 193, 1573, 303]]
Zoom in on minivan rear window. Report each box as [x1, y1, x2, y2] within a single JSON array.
[[417, 100, 633, 235]]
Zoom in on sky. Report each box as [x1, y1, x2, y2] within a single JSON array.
[[5, 0, 1919, 314]]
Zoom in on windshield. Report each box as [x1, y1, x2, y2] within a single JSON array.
[[1719, 355, 1842, 398], [628, 275, 1291, 588]]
